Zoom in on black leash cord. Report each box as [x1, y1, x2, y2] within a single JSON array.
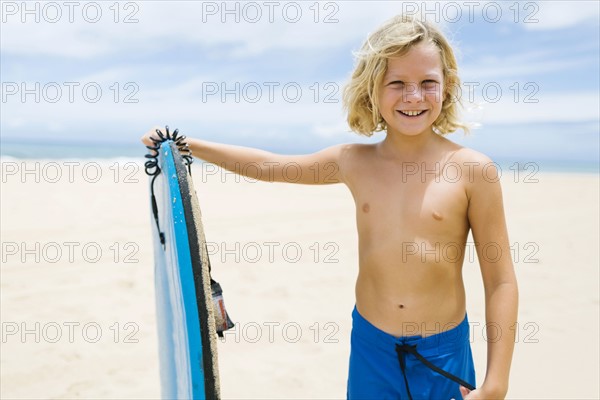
[[143, 125, 193, 248]]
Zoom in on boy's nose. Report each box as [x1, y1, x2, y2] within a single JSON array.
[[403, 83, 424, 102]]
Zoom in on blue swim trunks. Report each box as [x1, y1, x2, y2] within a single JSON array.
[[347, 306, 476, 400]]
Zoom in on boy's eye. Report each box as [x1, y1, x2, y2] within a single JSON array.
[[388, 80, 405, 87], [422, 80, 439, 90]]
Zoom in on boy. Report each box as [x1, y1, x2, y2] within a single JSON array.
[[142, 15, 518, 400]]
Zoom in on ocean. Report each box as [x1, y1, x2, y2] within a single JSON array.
[[1, 139, 598, 174]]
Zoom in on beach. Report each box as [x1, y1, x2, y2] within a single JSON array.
[[1, 160, 598, 399]]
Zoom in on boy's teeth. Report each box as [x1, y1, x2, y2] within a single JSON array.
[[400, 110, 424, 116]]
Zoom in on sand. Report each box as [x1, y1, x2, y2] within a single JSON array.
[[1, 159, 598, 399]]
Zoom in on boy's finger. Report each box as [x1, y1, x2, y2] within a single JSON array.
[[141, 133, 152, 146], [459, 385, 471, 398], [141, 127, 162, 145]]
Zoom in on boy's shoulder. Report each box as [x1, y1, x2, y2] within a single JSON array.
[[439, 139, 500, 185], [334, 142, 376, 161], [437, 135, 494, 167], [447, 144, 501, 199], [450, 145, 494, 167]]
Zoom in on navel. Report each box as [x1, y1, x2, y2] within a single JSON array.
[[432, 211, 443, 220], [398, 304, 405, 309], [362, 203, 370, 213]]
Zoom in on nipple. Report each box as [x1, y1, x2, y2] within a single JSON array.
[[362, 203, 370, 213], [432, 211, 443, 220]]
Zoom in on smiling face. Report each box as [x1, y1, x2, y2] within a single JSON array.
[[378, 41, 445, 137]]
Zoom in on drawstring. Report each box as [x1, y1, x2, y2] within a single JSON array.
[[395, 343, 475, 399], [395, 343, 415, 398]]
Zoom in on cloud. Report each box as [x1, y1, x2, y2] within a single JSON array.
[[312, 121, 351, 139], [523, 1, 600, 31], [0, 77, 348, 141], [1, 0, 598, 162], [460, 50, 597, 80], [466, 91, 599, 125], [0, 2, 404, 59], [3, 1, 598, 61]]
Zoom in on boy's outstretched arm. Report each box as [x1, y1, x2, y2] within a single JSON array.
[[463, 156, 519, 399], [141, 127, 351, 185]]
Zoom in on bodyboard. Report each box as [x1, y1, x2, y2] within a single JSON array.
[[149, 140, 220, 400]]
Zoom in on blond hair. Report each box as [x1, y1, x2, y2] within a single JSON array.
[[343, 14, 469, 136]]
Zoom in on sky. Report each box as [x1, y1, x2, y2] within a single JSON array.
[[1, 0, 599, 164]]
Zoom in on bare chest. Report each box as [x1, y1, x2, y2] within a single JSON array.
[[350, 164, 470, 243]]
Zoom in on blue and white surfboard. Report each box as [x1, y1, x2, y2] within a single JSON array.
[[146, 134, 220, 400]]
